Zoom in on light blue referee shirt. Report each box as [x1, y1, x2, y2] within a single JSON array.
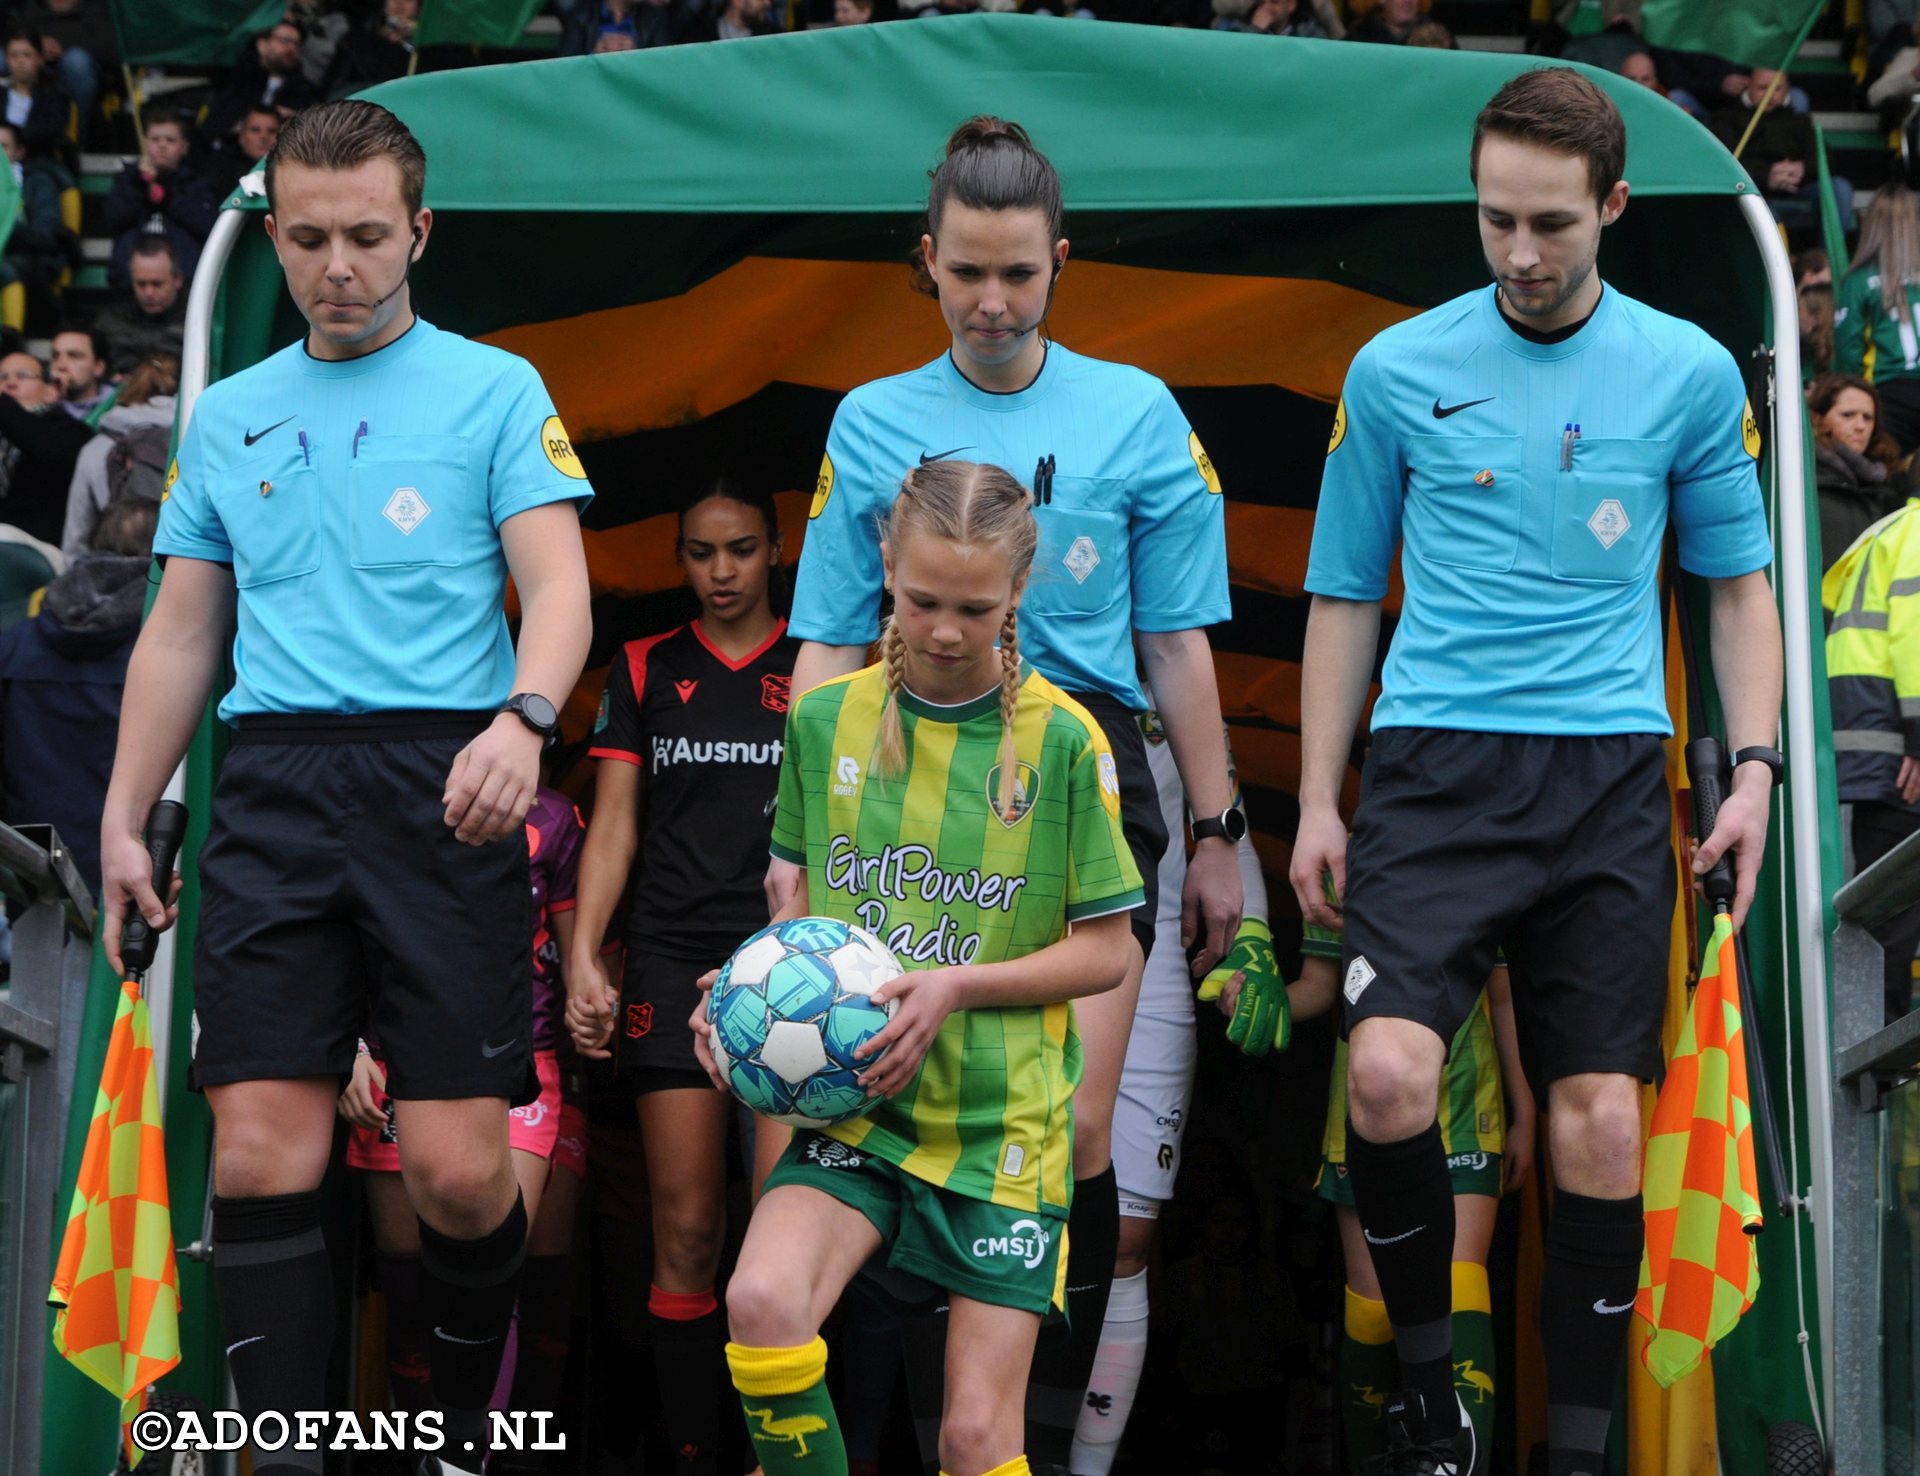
[[155, 319, 592, 720], [789, 345, 1231, 710], [1305, 286, 1772, 736]]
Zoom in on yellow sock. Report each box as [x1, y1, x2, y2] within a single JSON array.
[[1341, 1286, 1396, 1468], [725, 1335, 828, 1397], [941, 1459, 1031, 1476], [1451, 1259, 1492, 1314], [1450, 1261, 1497, 1456], [1344, 1284, 1394, 1344], [726, 1338, 844, 1473]]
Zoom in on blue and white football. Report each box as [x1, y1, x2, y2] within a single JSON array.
[[707, 916, 901, 1127]]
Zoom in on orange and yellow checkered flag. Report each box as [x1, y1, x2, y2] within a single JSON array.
[[48, 975, 182, 1465], [1634, 910, 1762, 1387]]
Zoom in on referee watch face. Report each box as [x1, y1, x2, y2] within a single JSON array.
[[265, 158, 432, 361]]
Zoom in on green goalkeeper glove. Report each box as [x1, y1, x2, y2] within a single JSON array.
[[1195, 918, 1289, 1056]]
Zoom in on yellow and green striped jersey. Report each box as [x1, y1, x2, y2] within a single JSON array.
[[770, 660, 1144, 1217], [1302, 923, 1505, 1166]]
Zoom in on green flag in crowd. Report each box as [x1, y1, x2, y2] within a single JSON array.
[[107, 0, 285, 67], [0, 160, 21, 266], [415, 0, 548, 48], [1640, 0, 1823, 69]]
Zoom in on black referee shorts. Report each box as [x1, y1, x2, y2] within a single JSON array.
[[191, 711, 537, 1105], [1340, 728, 1675, 1090], [1070, 690, 1169, 961]]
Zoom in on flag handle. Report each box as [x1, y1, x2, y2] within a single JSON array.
[[1683, 735, 1795, 1213], [1684, 736, 1738, 909], [119, 800, 188, 980]]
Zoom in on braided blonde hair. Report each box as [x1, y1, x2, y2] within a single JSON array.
[[875, 460, 1038, 823]]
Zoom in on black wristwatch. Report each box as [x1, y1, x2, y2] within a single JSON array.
[[1191, 807, 1248, 844], [1731, 745, 1784, 788], [502, 692, 560, 746]]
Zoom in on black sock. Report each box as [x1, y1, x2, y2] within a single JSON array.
[[375, 1252, 432, 1415], [1541, 1190, 1642, 1476], [1025, 1165, 1120, 1465], [419, 1190, 528, 1458], [1346, 1120, 1456, 1424], [506, 1255, 573, 1425], [648, 1284, 722, 1475], [212, 1191, 331, 1476]]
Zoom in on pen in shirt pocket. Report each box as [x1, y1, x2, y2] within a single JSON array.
[[1559, 422, 1581, 472]]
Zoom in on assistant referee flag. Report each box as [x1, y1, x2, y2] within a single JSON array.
[[48, 976, 181, 1466], [1635, 911, 1763, 1387]]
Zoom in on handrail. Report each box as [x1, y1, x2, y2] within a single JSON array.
[[0, 820, 93, 940], [0, 821, 55, 894], [1835, 1006, 1920, 1087], [1833, 821, 1920, 927], [0, 822, 95, 1476]]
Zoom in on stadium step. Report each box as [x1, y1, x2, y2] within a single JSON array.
[[1457, 34, 1523, 52], [1817, 110, 1883, 131]]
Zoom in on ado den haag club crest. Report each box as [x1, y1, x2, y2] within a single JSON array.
[[984, 760, 1040, 826]]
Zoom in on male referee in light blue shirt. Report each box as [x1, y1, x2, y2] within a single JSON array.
[[1293, 69, 1782, 1476], [100, 101, 592, 1476]]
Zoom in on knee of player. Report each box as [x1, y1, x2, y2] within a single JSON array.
[[1345, 1038, 1439, 1134], [936, 1396, 1014, 1476], [1115, 1213, 1157, 1278], [652, 1206, 726, 1284], [724, 1261, 814, 1347], [213, 1122, 328, 1197], [402, 1159, 509, 1230], [1549, 1082, 1642, 1179]]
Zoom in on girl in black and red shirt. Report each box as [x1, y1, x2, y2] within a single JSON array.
[[567, 478, 798, 1476]]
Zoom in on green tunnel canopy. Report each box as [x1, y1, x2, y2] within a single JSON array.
[[233, 14, 1755, 215]]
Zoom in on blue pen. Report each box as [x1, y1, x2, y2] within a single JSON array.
[[352, 420, 369, 457], [297, 429, 311, 466], [1559, 421, 1581, 471]]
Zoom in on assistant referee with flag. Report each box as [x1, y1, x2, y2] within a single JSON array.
[[99, 101, 592, 1476], [1292, 70, 1781, 1476]]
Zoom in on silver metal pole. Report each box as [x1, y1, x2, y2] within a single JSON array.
[[1738, 188, 1834, 1431], [143, 201, 251, 1109]]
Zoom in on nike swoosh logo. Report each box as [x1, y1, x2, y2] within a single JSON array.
[[480, 1038, 516, 1059], [1362, 1224, 1426, 1246], [243, 414, 294, 446], [226, 1335, 265, 1355], [1432, 396, 1495, 420], [434, 1326, 499, 1345], [919, 445, 971, 465], [1594, 1298, 1635, 1315]]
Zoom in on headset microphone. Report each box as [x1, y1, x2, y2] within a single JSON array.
[[366, 225, 423, 312]]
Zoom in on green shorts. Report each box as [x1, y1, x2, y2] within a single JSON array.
[[767, 1132, 1067, 1315], [1316, 1148, 1503, 1207]]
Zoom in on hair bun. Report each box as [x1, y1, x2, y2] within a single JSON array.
[[944, 115, 1034, 158]]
